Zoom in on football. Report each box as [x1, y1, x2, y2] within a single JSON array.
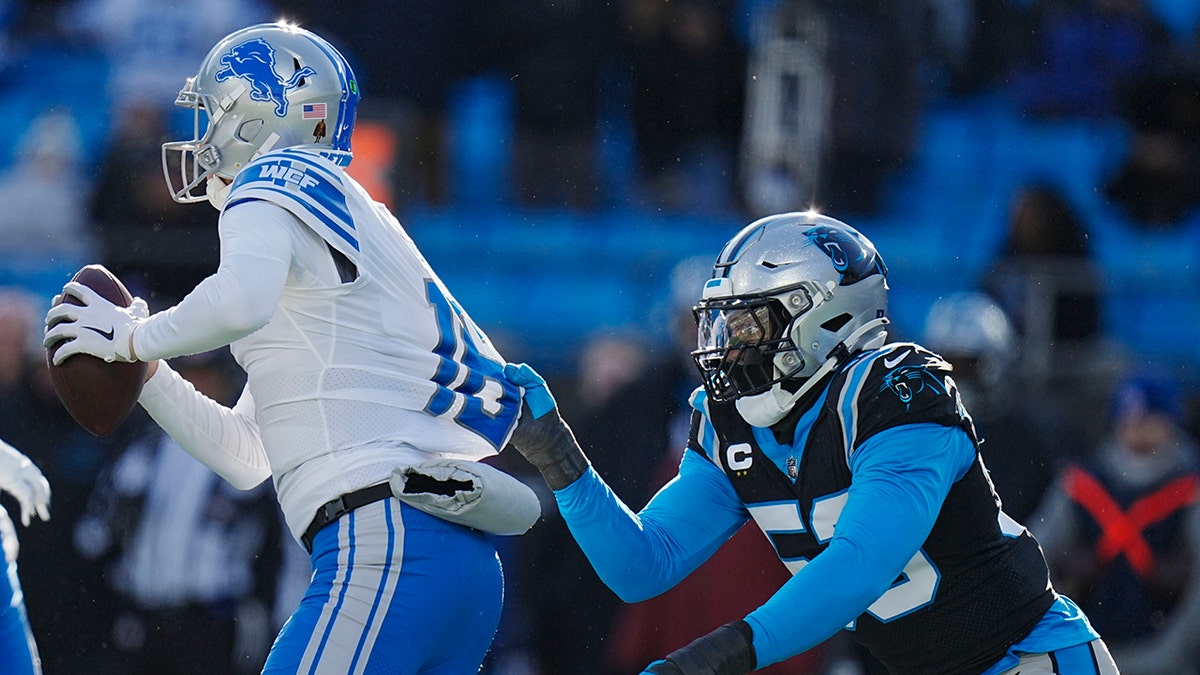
[[46, 265, 148, 437]]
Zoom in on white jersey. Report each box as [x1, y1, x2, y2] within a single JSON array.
[[138, 148, 521, 541]]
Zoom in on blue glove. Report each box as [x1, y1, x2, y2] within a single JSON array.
[[503, 362, 556, 419], [641, 621, 757, 675], [502, 362, 589, 490]]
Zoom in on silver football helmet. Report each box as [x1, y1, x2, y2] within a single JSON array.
[[162, 22, 360, 206], [693, 212, 889, 426]]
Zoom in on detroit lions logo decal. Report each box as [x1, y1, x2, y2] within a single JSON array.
[[881, 364, 947, 407], [215, 38, 316, 117], [804, 226, 886, 284]]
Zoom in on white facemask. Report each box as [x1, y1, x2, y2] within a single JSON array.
[[206, 175, 231, 211]]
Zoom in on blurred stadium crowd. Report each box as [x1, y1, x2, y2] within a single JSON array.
[[2, 0, 1200, 673]]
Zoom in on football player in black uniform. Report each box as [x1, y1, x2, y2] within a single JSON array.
[[504, 212, 1119, 674]]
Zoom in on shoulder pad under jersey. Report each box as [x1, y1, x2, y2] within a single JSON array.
[[226, 148, 359, 261], [829, 342, 972, 458]]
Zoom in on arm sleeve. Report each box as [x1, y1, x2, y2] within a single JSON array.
[[137, 361, 270, 490], [131, 200, 296, 361], [745, 424, 976, 667], [554, 449, 749, 602]]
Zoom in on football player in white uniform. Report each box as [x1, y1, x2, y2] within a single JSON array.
[[44, 22, 535, 673], [0, 438, 50, 675]]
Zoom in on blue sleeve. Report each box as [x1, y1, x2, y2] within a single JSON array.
[[746, 423, 976, 667], [554, 449, 749, 602]]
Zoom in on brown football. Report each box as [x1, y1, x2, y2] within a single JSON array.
[[46, 265, 148, 437]]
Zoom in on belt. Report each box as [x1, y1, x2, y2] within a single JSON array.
[[301, 483, 393, 553]]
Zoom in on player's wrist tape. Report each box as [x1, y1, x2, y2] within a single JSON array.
[[512, 412, 589, 491], [652, 620, 757, 675]]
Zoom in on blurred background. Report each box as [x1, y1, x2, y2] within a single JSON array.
[[2, 0, 1200, 673]]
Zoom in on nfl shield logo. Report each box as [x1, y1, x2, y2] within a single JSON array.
[[787, 455, 798, 480]]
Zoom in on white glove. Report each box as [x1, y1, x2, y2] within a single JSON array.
[[43, 281, 149, 365], [0, 440, 51, 526]]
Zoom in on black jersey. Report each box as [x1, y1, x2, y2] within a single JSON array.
[[688, 343, 1055, 673]]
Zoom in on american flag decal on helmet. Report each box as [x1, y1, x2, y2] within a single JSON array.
[[302, 103, 327, 119]]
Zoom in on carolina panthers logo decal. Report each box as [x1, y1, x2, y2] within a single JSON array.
[[804, 226, 886, 284], [215, 38, 316, 117], [881, 364, 947, 407]]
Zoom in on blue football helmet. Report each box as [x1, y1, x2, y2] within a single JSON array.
[[693, 212, 889, 426], [162, 22, 360, 207]]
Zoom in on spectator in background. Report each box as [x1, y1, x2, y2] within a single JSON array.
[[468, 0, 620, 210], [981, 183, 1103, 394], [1012, 0, 1173, 119], [0, 109, 95, 289], [921, 292, 1085, 523], [1105, 69, 1200, 227], [0, 437, 51, 675], [819, 0, 924, 216], [87, 103, 218, 304], [929, 0, 1039, 97], [620, 0, 747, 214], [741, 0, 923, 217], [59, 0, 270, 118], [73, 350, 293, 674], [1031, 373, 1200, 675]]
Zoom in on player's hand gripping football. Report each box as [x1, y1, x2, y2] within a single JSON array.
[[503, 363, 590, 490], [43, 281, 149, 365], [641, 620, 758, 675], [0, 440, 50, 527]]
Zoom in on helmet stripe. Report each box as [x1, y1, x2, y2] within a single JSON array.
[[716, 223, 766, 276], [298, 31, 359, 152]]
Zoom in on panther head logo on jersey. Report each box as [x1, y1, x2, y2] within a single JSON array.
[[215, 38, 316, 117], [804, 225, 887, 285], [881, 364, 947, 407]]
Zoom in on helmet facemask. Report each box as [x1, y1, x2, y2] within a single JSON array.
[[693, 282, 823, 403], [162, 79, 222, 204]]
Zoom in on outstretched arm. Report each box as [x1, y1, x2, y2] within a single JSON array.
[[504, 362, 747, 600], [556, 450, 748, 602]]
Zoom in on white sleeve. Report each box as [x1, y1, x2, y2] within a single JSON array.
[[131, 200, 297, 361], [137, 361, 271, 490]]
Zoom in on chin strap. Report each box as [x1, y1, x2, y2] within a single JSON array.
[[779, 317, 890, 411]]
